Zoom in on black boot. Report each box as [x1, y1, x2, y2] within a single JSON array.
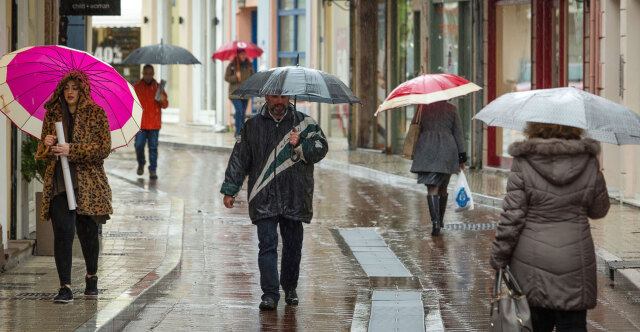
[[427, 195, 441, 236], [439, 193, 448, 228]]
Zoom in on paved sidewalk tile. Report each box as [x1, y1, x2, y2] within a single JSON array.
[[0, 176, 175, 332]]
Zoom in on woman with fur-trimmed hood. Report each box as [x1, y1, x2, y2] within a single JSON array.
[[490, 122, 610, 331], [35, 70, 112, 303]]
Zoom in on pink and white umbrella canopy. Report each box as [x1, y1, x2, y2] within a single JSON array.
[[375, 73, 481, 116], [0, 45, 142, 149]]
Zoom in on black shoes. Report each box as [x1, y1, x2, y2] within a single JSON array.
[[285, 289, 299, 305], [439, 193, 448, 228], [259, 297, 278, 311], [53, 286, 73, 303], [150, 172, 158, 180], [427, 194, 441, 236], [137, 166, 144, 175], [85, 276, 98, 297]]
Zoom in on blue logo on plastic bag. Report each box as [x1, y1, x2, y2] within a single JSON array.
[[456, 188, 470, 208]]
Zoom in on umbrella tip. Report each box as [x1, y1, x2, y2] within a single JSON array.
[[421, 66, 425, 75]]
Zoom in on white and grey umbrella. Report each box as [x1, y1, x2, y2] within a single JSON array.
[[473, 87, 640, 145]]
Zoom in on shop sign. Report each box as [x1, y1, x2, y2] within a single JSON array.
[[94, 45, 123, 64], [59, 0, 121, 16]]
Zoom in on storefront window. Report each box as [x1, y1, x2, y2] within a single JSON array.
[[278, 0, 306, 66], [91, 27, 141, 84], [496, 2, 531, 157], [390, 0, 419, 153], [568, 0, 584, 89], [430, 0, 473, 158]]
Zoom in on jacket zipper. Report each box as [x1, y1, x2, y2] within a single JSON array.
[[274, 121, 281, 215]]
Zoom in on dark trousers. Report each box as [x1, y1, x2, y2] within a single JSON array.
[[231, 98, 249, 135], [50, 194, 100, 286], [256, 216, 303, 302], [135, 129, 160, 172], [531, 307, 587, 332]]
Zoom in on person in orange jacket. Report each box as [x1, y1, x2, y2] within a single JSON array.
[[133, 64, 168, 180]]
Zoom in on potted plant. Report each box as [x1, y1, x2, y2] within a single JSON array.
[[21, 136, 52, 255], [21, 136, 47, 184]]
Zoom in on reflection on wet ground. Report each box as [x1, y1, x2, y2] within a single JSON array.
[[106, 145, 640, 331]]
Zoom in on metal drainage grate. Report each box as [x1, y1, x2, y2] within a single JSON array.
[[443, 222, 498, 231], [134, 215, 163, 221], [17, 289, 106, 297], [606, 260, 640, 281], [103, 231, 143, 238], [4, 272, 47, 276], [100, 252, 127, 256]]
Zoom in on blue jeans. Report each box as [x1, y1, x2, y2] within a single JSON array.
[[135, 129, 159, 172], [256, 216, 304, 302], [230, 98, 249, 135]]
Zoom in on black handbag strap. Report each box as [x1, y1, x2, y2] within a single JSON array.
[[494, 266, 525, 297]]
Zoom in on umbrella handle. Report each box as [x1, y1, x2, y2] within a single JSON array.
[[290, 97, 301, 162]]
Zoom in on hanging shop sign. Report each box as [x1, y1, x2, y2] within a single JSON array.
[[59, 0, 121, 16]]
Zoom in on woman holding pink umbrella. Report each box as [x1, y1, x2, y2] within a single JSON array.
[[36, 70, 112, 303]]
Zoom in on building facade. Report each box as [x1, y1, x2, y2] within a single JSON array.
[[139, 0, 226, 127]]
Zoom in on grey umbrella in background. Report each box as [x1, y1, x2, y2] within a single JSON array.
[[473, 87, 640, 145], [121, 39, 201, 65]]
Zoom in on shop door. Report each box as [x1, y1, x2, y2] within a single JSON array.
[[429, 0, 473, 163], [487, 0, 584, 168]]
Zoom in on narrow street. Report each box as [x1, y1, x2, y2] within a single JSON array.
[[104, 144, 640, 331]]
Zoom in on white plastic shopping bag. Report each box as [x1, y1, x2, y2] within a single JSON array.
[[454, 171, 474, 212]]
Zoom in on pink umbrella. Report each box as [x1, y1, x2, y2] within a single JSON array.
[[0, 45, 142, 149], [375, 73, 481, 116], [212, 40, 263, 61]]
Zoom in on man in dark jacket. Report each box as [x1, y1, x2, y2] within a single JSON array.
[[220, 94, 328, 311]]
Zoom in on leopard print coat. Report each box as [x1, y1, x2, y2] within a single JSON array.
[[35, 70, 112, 221]]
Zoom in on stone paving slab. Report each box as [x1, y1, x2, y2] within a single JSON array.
[[339, 228, 412, 278], [369, 290, 425, 332], [0, 175, 183, 332]]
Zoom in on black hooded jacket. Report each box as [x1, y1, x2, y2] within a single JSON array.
[[220, 104, 328, 223]]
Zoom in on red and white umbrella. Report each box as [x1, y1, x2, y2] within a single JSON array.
[[375, 73, 481, 116], [212, 40, 263, 61]]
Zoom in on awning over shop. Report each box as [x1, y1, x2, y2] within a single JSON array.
[[91, 0, 142, 28]]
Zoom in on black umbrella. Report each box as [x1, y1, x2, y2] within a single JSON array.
[[121, 40, 201, 65]]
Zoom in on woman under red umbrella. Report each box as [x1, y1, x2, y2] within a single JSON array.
[[213, 41, 263, 136], [224, 49, 255, 136]]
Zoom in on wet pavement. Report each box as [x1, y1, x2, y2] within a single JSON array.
[[0, 175, 180, 331], [107, 126, 640, 331]]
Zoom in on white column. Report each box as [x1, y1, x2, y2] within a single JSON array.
[[215, 0, 225, 127], [190, 0, 203, 123], [257, 0, 271, 70], [305, 0, 312, 67]]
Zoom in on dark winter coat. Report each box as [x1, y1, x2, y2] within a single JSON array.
[[490, 138, 610, 311], [35, 70, 113, 221], [410, 101, 466, 174], [225, 58, 254, 100], [220, 104, 328, 223]]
